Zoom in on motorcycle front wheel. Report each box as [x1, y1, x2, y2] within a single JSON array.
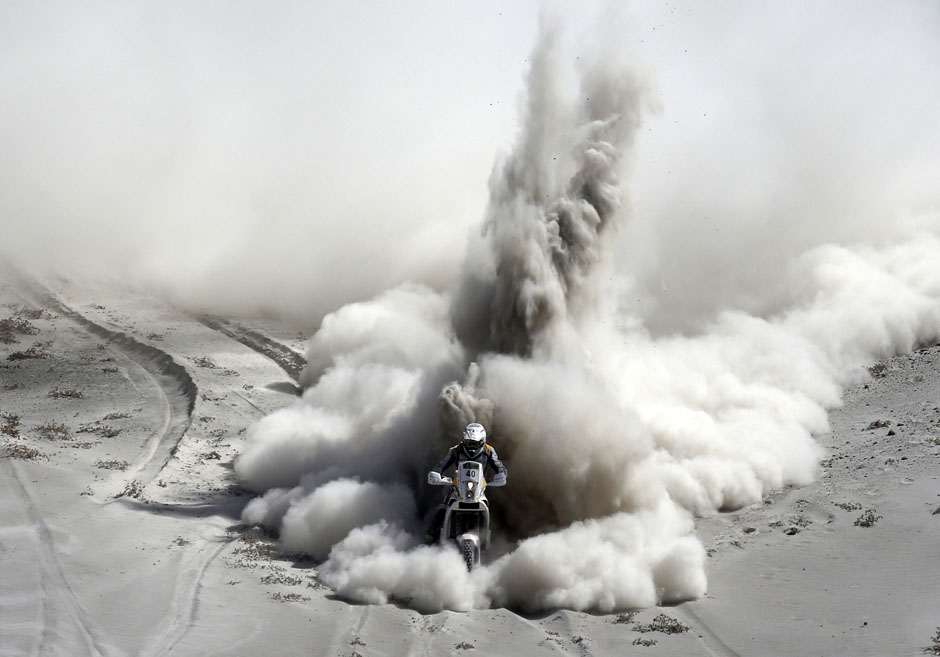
[[460, 539, 478, 572]]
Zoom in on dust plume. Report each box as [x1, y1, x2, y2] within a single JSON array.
[[232, 8, 940, 613]]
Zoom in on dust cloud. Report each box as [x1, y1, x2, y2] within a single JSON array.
[[4, 1, 938, 613], [234, 7, 940, 613]]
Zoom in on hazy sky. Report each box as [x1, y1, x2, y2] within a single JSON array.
[[2, 1, 938, 324]]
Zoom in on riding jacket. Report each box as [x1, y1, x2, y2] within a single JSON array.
[[432, 443, 507, 482]]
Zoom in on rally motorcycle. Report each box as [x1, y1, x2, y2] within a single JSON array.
[[428, 461, 505, 571]]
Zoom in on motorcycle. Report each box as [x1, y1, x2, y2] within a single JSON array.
[[428, 460, 505, 571]]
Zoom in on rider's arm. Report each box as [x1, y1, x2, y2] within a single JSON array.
[[431, 447, 458, 475], [485, 446, 508, 479]]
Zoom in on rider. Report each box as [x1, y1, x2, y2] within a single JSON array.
[[425, 422, 507, 544]]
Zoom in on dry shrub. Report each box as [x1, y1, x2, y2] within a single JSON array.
[[6, 444, 46, 460], [95, 459, 130, 470], [50, 387, 83, 399], [634, 614, 689, 635], [260, 568, 304, 586], [7, 343, 50, 360], [854, 509, 883, 527], [7, 304, 50, 320], [78, 423, 121, 438], [1, 411, 21, 437], [270, 592, 310, 603], [190, 356, 218, 369], [928, 627, 940, 655], [835, 501, 862, 511], [121, 480, 144, 498], [37, 422, 71, 441], [0, 317, 39, 344]]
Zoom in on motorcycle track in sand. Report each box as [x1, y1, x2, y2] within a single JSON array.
[[1, 459, 117, 657], [135, 538, 230, 657], [196, 315, 306, 385], [4, 274, 236, 657], [16, 277, 197, 495], [676, 606, 744, 657]]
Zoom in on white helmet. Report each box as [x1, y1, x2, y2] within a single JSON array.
[[462, 423, 486, 457]]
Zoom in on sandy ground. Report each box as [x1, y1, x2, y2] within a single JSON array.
[[1, 270, 938, 657]]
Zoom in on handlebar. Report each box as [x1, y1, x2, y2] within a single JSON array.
[[427, 471, 453, 486]]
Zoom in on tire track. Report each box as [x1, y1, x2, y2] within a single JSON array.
[[675, 605, 744, 657], [197, 315, 306, 385], [136, 538, 230, 657], [2, 459, 118, 657], [15, 277, 196, 494]]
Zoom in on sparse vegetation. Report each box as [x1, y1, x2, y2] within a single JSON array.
[[633, 614, 690, 635], [95, 459, 130, 470], [2, 304, 51, 320], [260, 568, 304, 586], [121, 479, 144, 499], [270, 592, 310, 603], [103, 412, 131, 420], [926, 627, 940, 655], [455, 642, 474, 650], [854, 509, 883, 527], [790, 514, 812, 528], [1, 411, 21, 437], [868, 363, 888, 378], [37, 422, 72, 441], [0, 317, 39, 343], [5, 444, 46, 460], [835, 501, 863, 511], [50, 387, 83, 399], [231, 531, 279, 565], [78, 423, 121, 438], [614, 612, 637, 624], [7, 343, 50, 360], [190, 356, 219, 369], [632, 637, 657, 647]]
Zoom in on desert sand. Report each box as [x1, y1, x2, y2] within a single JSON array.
[[1, 270, 937, 657], [3, 6, 939, 654]]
